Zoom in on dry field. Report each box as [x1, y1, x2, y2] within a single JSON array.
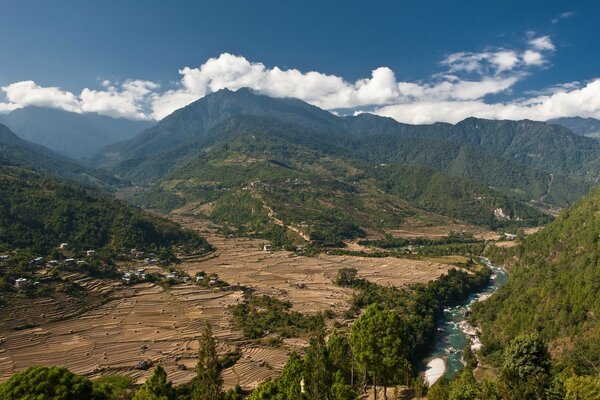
[[0, 217, 458, 390]]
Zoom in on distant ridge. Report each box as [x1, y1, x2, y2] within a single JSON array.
[[0, 106, 152, 160]]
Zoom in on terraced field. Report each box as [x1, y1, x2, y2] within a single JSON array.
[[0, 216, 457, 390]]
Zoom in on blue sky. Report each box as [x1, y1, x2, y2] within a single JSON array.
[[1, 0, 599, 123]]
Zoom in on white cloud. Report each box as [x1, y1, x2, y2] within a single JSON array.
[[2, 80, 81, 112], [80, 80, 158, 120], [1, 31, 597, 125], [529, 36, 555, 51], [523, 50, 545, 66], [552, 11, 575, 24], [372, 79, 600, 124]]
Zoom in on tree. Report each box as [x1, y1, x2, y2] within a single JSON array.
[[303, 320, 331, 400], [275, 352, 305, 399], [331, 371, 358, 400], [133, 366, 174, 400], [448, 370, 480, 400], [500, 333, 551, 400], [192, 323, 223, 400], [336, 268, 358, 286], [93, 375, 136, 400], [327, 331, 353, 385], [349, 304, 412, 400], [564, 375, 600, 399], [0, 365, 96, 399]]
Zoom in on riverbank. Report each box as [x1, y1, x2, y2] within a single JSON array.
[[420, 258, 508, 383], [425, 358, 446, 386]]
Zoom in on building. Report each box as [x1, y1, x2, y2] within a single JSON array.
[[263, 244, 272, 252], [59, 243, 69, 250], [14, 278, 27, 288], [30, 257, 44, 266], [86, 250, 96, 257]]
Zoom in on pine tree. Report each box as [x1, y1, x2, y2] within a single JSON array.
[[133, 365, 175, 400], [192, 323, 223, 400], [304, 319, 331, 400]]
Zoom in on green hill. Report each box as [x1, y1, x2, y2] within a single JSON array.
[[472, 187, 600, 371], [0, 165, 209, 255]]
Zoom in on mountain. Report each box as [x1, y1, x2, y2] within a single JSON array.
[[0, 164, 209, 255], [344, 114, 600, 183], [131, 115, 550, 242], [93, 89, 593, 207], [549, 116, 600, 141], [86, 88, 600, 244], [91, 88, 345, 168], [0, 122, 122, 190], [472, 187, 600, 371], [0, 106, 152, 160]]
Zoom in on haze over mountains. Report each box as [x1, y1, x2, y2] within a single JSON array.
[[0, 106, 152, 160], [550, 116, 600, 141], [0, 122, 122, 190]]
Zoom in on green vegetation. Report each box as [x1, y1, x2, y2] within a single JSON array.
[[0, 166, 210, 255], [132, 116, 551, 246], [472, 187, 600, 372], [0, 122, 123, 191], [0, 365, 98, 399], [230, 293, 322, 340]]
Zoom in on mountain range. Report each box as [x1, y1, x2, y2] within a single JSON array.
[[550, 116, 600, 141], [4, 88, 600, 244], [0, 106, 151, 160], [0, 122, 122, 190], [83, 88, 600, 240]]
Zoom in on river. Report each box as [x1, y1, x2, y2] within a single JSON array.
[[422, 258, 508, 386]]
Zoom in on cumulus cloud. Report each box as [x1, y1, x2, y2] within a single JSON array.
[[80, 80, 158, 120], [2, 32, 599, 125], [0, 79, 157, 120], [2, 81, 81, 112], [372, 79, 600, 124]]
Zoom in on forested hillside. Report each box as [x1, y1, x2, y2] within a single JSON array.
[[473, 187, 600, 373], [0, 165, 209, 255], [132, 115, 549, 245], [93, 89, 593, 209]]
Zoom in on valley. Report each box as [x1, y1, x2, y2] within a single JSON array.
[[0, 215, 463, 390]]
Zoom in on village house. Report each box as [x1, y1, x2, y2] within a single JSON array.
[[14, 278, 27, 288], [30, 257, 44, 266], [86, 250, 96, 257], [263, 244, 272, 252], [59, 243, 69, 250]]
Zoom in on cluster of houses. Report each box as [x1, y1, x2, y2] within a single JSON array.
[[9, 243, 100, 289], [195, 271, 221, 287], [122, 268, 147, 283]]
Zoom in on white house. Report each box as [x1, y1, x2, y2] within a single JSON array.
[[14, 278, 27, 288], [86, 250, 96, 257], [59, 243, 69, 250]]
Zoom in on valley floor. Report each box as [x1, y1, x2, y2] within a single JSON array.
[[0, 216, 462, 390]]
